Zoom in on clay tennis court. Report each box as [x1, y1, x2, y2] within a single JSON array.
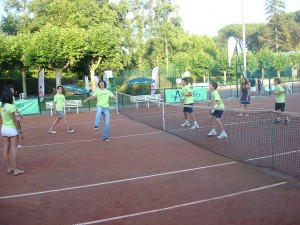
[[0, 94, 300, 225]]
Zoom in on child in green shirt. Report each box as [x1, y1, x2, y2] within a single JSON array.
[[273, 78, 289, 124], [48, 86, 74, 134], [1, 88, 25, 176], [207, 82, 227, 139]]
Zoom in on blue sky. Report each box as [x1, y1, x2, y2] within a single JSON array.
[[1, 0, 299, 36]]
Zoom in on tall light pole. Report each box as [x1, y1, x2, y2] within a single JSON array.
[[241, 0, 247, 78], [154, 36, 168, 76]]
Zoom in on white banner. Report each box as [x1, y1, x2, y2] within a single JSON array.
[[84, 76, 89, 91], [228, 37, 236, 66], [151, 66, 159, 95], [38, 68, 45, 102]]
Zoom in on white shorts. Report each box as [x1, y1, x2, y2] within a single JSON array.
[[250, 86, 256, 92], [1, 126, 18, 137]]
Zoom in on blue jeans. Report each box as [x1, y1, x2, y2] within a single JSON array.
[[94, 106, 110, 139]]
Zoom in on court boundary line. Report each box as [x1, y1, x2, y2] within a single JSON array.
[[245, 149, 300, 161], [0, 131, 163, 151], [74, 182, 287, 225], [0, 162, 236, 199], [21, 118, 128, 130]]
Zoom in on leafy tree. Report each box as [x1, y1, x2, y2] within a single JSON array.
[[9, 33, 31, 94], [1, 0, 31, 34], [257, 48, 274, 80], [190, 51, 214, 82], [83, 24, 122, 90], [0, 32, 14, 75], [264, 0, 292, 52], [272, 53, 289, 77], [214, 49, 230, 84], [286, 11, 300, 50], [24, 25, 86, 86], [173, 52, 190, 73], [288, 52, 300, 80], [246, 52, 259, 75]]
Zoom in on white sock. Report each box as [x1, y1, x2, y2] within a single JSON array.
[[186, 119, 189, 123]]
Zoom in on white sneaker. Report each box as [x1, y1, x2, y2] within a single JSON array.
[[274, 118, 281, 124], [217, 131, 227, 139], [207, 129, 217, 136], [285, 117, 290, 125], [17, 145, 23, 148], [94, 126, 98, 131], [68, 129, 74, 133], [48, 129, 56, 134], [191, 123, 199, 129], [181, 122, 190, 127]]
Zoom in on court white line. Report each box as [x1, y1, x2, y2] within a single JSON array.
[[74, 182, 287, 225], [21, 118, 128, 130], [0, 162, 236, 200], [245, 149, 300, 162], [0, 131, 163, 150]]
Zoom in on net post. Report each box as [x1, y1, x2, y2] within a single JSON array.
[[115, 92, 119, 114], [162, 103, 166, 130]]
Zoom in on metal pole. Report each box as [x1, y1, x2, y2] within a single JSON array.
[[241, 0, 247, 78], [165, 40, 169, 77], [236, 44, 239, 98]]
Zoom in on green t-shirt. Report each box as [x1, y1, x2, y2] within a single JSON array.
[[1, 103, 16, 128], [212, 90, 224, 109], [182, 85, 193, 104], [54, 93, 65, 111], [274, 84, 285, 103], [93, 89, 114, 108]]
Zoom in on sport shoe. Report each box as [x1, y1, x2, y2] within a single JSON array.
[[191, 123, 200, 129], [217, 131, 227, 139], [94, 126, 98, 131], [181, 122, 190, 127], [285, 117, 290, 125], [274, 118, 281, 124], [48, 129, 57, 134], [17, 145, 23, 148], [68, 129, 74, 133], [207, 129, 217, 136], [103, 138, 109, 142]]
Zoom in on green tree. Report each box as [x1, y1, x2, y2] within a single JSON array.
[[10, 33, 31, 94], [190, 51, 214, 82], [83, 24, 122, 91], [257, 48, 274, 80], [24, 25, 85, 86], [272, 53, 289, 77], [0, 32, 14, 75], [1, 0, 31, 34], [288, 52, 300, 80], [264, 0, 292, 52]]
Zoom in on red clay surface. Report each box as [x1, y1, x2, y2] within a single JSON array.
[[0, 95, 300, 225]]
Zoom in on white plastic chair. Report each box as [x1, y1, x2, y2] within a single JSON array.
[[19, 93, 26, 99]]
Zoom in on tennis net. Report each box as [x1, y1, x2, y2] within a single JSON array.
[[117, 92, 300, 178]]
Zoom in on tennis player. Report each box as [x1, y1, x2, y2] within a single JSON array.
[[5, 85, 24, 148], [273, 78, 289, 124], [84, 80, 116, 142], [1, 88, 25, 176], [207, 82, 227, 139], [48, 86, 74, 134], [180, 78, 199, 129], [237, 77, 250, 117]]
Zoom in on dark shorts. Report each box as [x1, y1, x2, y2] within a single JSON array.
[[183, 104, 193, 113], [275, 103, 285, 112], [210, 110, 224, 118], [56, 111, 65, 119]]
